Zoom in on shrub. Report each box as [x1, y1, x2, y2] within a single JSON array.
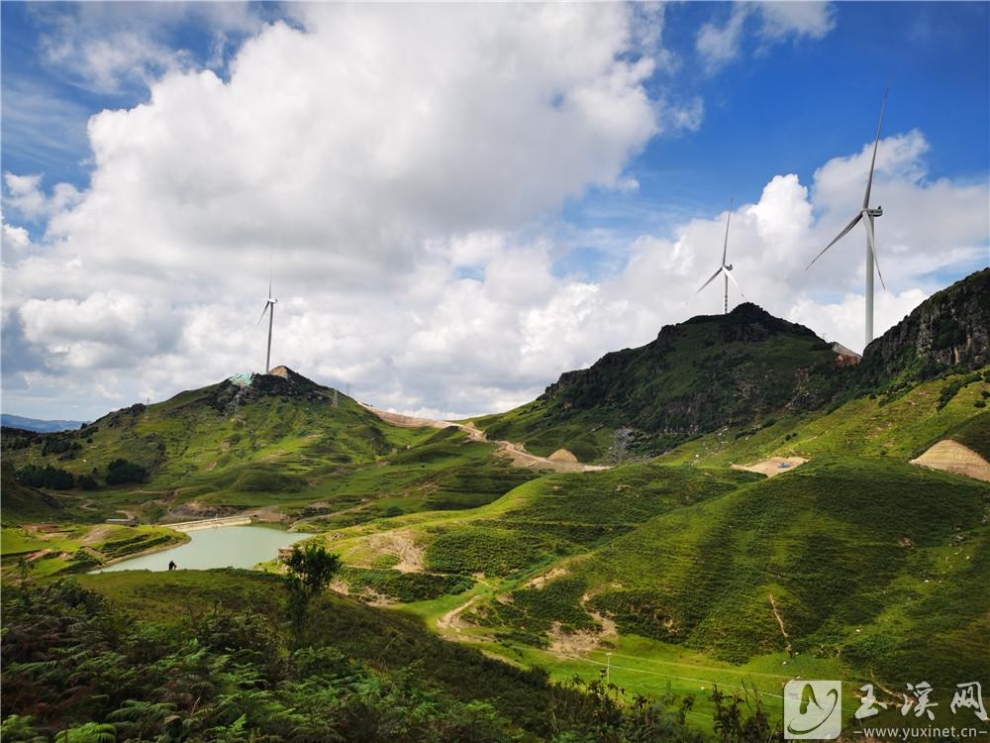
[[15, 464, 75, 489], [105, 458, 148, 485]]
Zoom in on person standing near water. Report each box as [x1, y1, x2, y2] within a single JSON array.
[[168, 560, 177, 571]]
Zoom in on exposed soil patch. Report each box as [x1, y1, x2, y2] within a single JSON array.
[[732, 456, 807, 477], [547, 612, 618, 654], [80, 525, 118, 546], [367, 530, 424, 573], [526, 567, 569, 589], [910, 440, 990, 482]]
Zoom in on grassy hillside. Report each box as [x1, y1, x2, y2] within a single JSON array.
[[2, 570, 748, 741], [569, 459, 988, 679], [1, 372, 539, 525], [314, 456, 988, 705], [660, 366, 990, 466], [1, 522, 187, 577]]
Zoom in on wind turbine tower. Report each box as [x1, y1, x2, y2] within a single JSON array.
[[256, 277, 277, 374], [808, 89, 889, 346], [695, 198, 745, 313]]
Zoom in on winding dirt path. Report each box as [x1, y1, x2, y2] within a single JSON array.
[[360, 403, 608, 473], [768, 592, 793, 656], [437, 594, 482, 635]]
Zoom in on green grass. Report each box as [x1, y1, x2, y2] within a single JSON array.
[[348, 455, 987, 705], [949, 410, 990, 459], [660, 367, 990, 466], [339, 566, 474, 603], [0, 527, 50, 555], [540, 459, 989, 673]]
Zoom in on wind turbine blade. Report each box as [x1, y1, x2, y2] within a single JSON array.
[[695, 266, 724, 295], [863, 88, 889, 210], [254, 303, 270, 331], [721, 197, 733, 266], [807, 212, 863, 270], [862, 214, 887, 290], [724, 269, 747, 301]]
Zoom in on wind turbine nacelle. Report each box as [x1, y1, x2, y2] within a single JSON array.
[[725, 264, 733, 271], [867, 207, 883, 218]]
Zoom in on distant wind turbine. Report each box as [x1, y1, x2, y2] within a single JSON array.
[[255, 276, 277, 374], [695, 198, 746, 314], [807, 89, 889, 345]]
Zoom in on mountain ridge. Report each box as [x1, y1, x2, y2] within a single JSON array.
[[480, 269, 990, 462]]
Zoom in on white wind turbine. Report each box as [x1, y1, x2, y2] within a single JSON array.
[[695, 198, 746, 314], [255, 276, 277, 374], [807, 89, 888, 346]]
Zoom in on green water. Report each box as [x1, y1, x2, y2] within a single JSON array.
[[94, 525, 308, 572]]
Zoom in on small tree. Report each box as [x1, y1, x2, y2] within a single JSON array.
[[284, 543, 341, 598], [283, 543, 341, 644]]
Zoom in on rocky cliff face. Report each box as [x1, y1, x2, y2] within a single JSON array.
[[859, 268, 990, 383]]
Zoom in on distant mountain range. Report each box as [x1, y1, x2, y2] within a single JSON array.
[[1, 414, 89, 433]]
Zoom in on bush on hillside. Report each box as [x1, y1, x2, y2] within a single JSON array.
[[15, 464, 75, 490], [105, 458, 149, 485]]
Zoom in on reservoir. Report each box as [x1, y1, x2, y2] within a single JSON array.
[[93, 525, 309, 572]]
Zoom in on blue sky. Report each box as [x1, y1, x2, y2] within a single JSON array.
[[2, 2, 988, 421]]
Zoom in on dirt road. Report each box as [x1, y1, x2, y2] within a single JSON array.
[[360, 403, 608, 473]]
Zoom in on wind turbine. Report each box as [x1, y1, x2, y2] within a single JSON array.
[[255, 276, 277, 374], [695, 198, 745, 314], [807, 89, 888, 345]]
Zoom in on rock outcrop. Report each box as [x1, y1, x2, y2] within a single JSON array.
[[859, 268, 990, 383]]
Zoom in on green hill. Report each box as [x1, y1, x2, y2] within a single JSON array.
[[3, 570, 722, 742], [477, 303, 849, 462], [477, 269, 990, 464], [323, 456, 988, 677], [1, 368, 538, 527]]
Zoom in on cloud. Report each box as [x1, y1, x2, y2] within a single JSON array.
[[757, 2, 835, 41], [697, 2, 836, 72], [3, 3, 663, 417], [23, 3, 657, 301], [2, 3, 985, 423], [31, 2, 265, 95], [696, 5, 749, 71], [18, 291, 179, 370], [3, 172, 81, 222], [2, 222, 32, 252]]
